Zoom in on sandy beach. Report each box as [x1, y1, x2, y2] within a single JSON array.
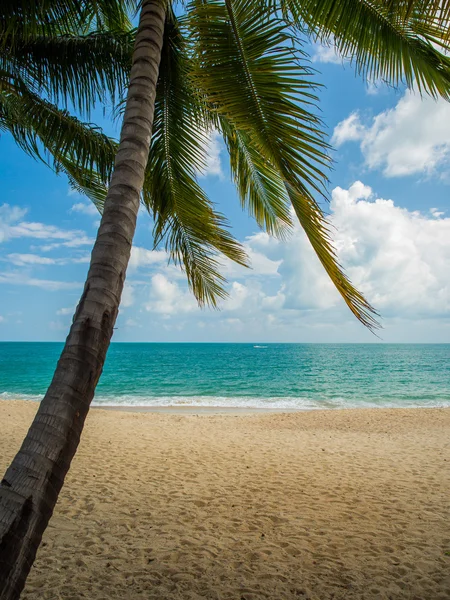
[[1, 401, 449, 600]]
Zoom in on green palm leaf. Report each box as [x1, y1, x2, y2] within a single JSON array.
[[188, 0, 379, 329], [0, 89, 117, 193], [142, 12, 248, 307], [57, 155, 108, 206], [284, 0, 450, 99], [2, 31, 133, 115], [0, 0, 135, 45], [220, 118, 293, 239]]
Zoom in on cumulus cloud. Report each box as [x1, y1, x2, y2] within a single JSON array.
[[225, 281, 253, 311], [144, 274, 197, 315], [329, 182, 449, 317], [332, 89, 450, 177], [140, 182, 449, 332], [5, 187, 446, 340], [235, 181, 449, 320], [366, 80, 384, 96], [221, 245, 281, 279], [331, 113, 366, 147]]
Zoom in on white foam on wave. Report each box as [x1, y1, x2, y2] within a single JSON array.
[[0, 391, 43, 402], [93, 395, 324, 410], [1, 391, 449, 410], [91, 394, 450, 410]]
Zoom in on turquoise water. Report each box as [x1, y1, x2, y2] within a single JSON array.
[[0, 343, 449, 410]]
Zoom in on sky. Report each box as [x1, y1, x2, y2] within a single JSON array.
[[1, 41, 449, 343]]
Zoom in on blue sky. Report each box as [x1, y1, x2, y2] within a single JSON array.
[[1, 42, 449, 343]]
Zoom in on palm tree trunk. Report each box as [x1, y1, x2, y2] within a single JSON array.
[[0, 2, 166, 597]]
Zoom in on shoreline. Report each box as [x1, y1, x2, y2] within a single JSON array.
[[2, 396, 450, 415], [92, 403, 450, 415], [93, 404, 297, 415]]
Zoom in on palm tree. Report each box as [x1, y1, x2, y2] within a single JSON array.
[[2, 0, 450, 597]]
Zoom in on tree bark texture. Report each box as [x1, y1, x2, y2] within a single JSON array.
[[0, 2, 166, 597]]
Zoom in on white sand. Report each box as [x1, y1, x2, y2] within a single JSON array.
[[1, 401, 449, 600]]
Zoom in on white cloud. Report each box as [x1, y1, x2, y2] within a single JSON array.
[[121, 282, 135, 308], [0, 204, 27, 243], [198, 131, 224, 179], [49, 320, 69, 331], [247, 248, 281, 276], [56, 307, 74, 316], [0, 203, 93, 248], [7, 253, 58, 266], [10, 222, 83, 241], [125, 318, 140, 328], [70, 202, 99, 217], [430, 207, 445, 218], [220, 246, 281, 279], [225, 281, 252, 311], [145, 273, 197, 315], [331, 113, 366, 147], [216, 182, 450, 325], [5, 253, 91, 266], [0, 271, 81, 291], [311, 41, 344, 65], [105, 181, 450, 341], [328, 182, 450, 316], [366, 80, 383, 96], [41, 235, 94, 251], [332, 89, 450, 177], [7, 184, 444, 341], [129, 246, 167, 270], [71, 254, 91, 264]]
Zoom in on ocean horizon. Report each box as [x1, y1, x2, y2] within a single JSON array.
[[1, 342, 449, 410]]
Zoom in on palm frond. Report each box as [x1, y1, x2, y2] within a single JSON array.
[[0, 0, 135, 45], [220, 118, 293, 239], [58, 155, 108, 207], [2, 31, 133, 115], [142, 11, 248, 307], [284, 0, 450, 99], [0, 89, 117, 192], [380, 0, 450, 29], [188, 0, 330, 198], [188, 0, 379, 329]]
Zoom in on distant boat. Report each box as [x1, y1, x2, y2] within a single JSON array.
[[253, 345, 268, 349]]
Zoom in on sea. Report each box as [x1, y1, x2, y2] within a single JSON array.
[[0, 342, 449, 410]]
